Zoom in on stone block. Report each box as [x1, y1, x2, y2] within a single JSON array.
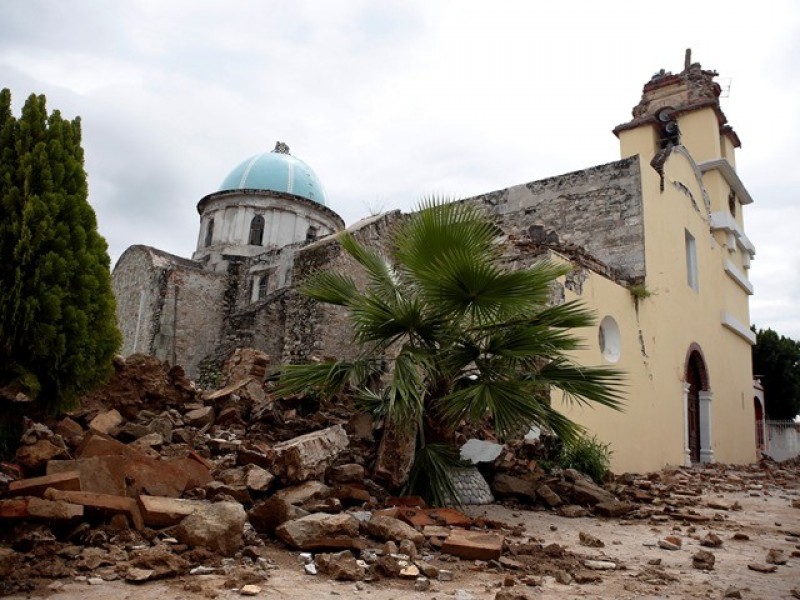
[[365, 515, 425, 547], [137, 495, 207, 527], [328, 463, 365, 483], [48, 456, 127, 496], [441, 529, 505, 561], [272, 425, 349, 483], [492, 474, 539, 500], [88, 409, 124, 434], [276, 512, 360, 550], [175, 502, 246, 556], [332, 483, 371, 504], [44, 488, 144, 530], [594, 500, 633, 517], [248, 496, 308, 534], [184, 406, 214, 428], [15, 439, 69, 473], [8, 470, 81, 497], [0, 497, 84, 520], [373, 419, 415, 488], [275, 480, 332, 505]]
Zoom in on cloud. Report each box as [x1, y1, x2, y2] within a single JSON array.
[[1, 0, 798, 340]]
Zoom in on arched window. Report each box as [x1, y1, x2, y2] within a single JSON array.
[[306, 225, 318, 242], [249, 215, 265, 246], [204, 218, 214, 247]]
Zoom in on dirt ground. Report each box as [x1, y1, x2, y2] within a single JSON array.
[[8, 472, 798, 600]]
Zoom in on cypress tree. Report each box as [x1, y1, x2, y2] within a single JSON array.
[[0, 89, 121, 412]]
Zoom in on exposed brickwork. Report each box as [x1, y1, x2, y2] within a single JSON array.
[[114, 162, 643, 378], [467, 158, 644, 281]]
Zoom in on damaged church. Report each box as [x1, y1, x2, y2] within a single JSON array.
[[112, 56, 760, 473]]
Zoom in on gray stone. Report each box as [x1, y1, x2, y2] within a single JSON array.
[[248, 496, 309, 534], [328, 463, 365, 483], [537, 484, 562, 507], [275, 480, 332, 505], [89, 410, 124, 434], [184, 406, 214, 428], [365, 515, 425, 547], [176, 501, 246, 556], [315, 550, 365, 581], [276, 513, 359, 550], [272, 425, 349, 483], [460, 439, 504, 464]]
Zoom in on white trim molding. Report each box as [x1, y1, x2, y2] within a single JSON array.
[[698, 158, 754, 205], [721, 311, 757, 345], [698, 390, 714, 464], [724, 259, 754, 295], [710, 211, 756, 257]]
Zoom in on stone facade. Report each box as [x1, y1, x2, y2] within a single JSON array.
[[112, 56, 759, 473], [113, 160, 643, 381]]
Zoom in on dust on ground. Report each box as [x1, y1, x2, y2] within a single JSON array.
[[8, 472, 798, 600]]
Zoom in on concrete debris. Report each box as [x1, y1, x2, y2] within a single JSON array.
[[271, 425, 349, 484], [239, 584, 262, 595], [175, 501, 246, 556], [692, 549, 715, 570], [275, 512, 360, 550], [578, 531, 604, 548], [2, 349, 800, 597], [441, 529, 505, 561], [315, 550, 365, 581], [364, 515, 425, 547]]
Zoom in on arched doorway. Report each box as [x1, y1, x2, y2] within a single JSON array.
[[684, 347, 712, 465], [754, 397, 765, 451]]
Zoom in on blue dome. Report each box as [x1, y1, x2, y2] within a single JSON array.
[[218, 142, 327, 206]]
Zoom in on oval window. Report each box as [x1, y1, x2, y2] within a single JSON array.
[[598, 316, 621, 363]]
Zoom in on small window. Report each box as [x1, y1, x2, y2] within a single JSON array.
[[728, 190, 737, 218], [258, 274, 268, 299], [598, 316, 621, 363], [204, 218, 214, 247], [306, 226, 319, 243], [685, 230, 698, 291], [249, 215, 265, 246]]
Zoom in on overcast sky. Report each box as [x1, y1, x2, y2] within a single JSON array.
[[1, 1, 798, 339]]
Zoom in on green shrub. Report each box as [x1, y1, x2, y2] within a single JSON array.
[[559, 435, 612, 484]]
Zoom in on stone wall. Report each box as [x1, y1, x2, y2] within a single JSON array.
[[111, 246, 159, 356], [155, 264, 226, 376], [113, 246, 226, 379], [468, 157, 645, 280], [114, 158, 644, 380], [282, 212, 404, 363]]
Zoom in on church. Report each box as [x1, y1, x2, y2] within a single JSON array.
[[112, 55, 761, 473]]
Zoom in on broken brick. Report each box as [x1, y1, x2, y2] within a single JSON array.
[[441, 529, 505, 561], [8, 470, 81, 497], [136, 495, 207, 528], [44, 488, 144, 530]]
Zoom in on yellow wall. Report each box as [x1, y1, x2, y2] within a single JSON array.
[[555, 120, 757, 473]]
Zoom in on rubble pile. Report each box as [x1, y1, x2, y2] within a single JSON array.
[[1, 350, 799, 596]]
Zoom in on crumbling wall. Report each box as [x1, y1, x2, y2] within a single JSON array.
[[112, 246, 166, 358], [467, 157, 645, 280], [282, 212, 404, 363], [159, 265, 226, 378]]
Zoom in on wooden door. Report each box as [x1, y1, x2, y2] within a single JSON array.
[[686, 358, 702, 463]]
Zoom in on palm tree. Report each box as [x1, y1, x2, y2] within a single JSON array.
[[278, 199, 624, 505]]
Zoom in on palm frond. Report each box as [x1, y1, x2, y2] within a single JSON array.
[[394, 199, 501, 278], [300, 271, 360, 307], [404, 442, 463, 507], [531, 299, 596, 329], [338, 232, 401, 302], [536, 357, 626, 411], [275, 358, 380, 398]]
